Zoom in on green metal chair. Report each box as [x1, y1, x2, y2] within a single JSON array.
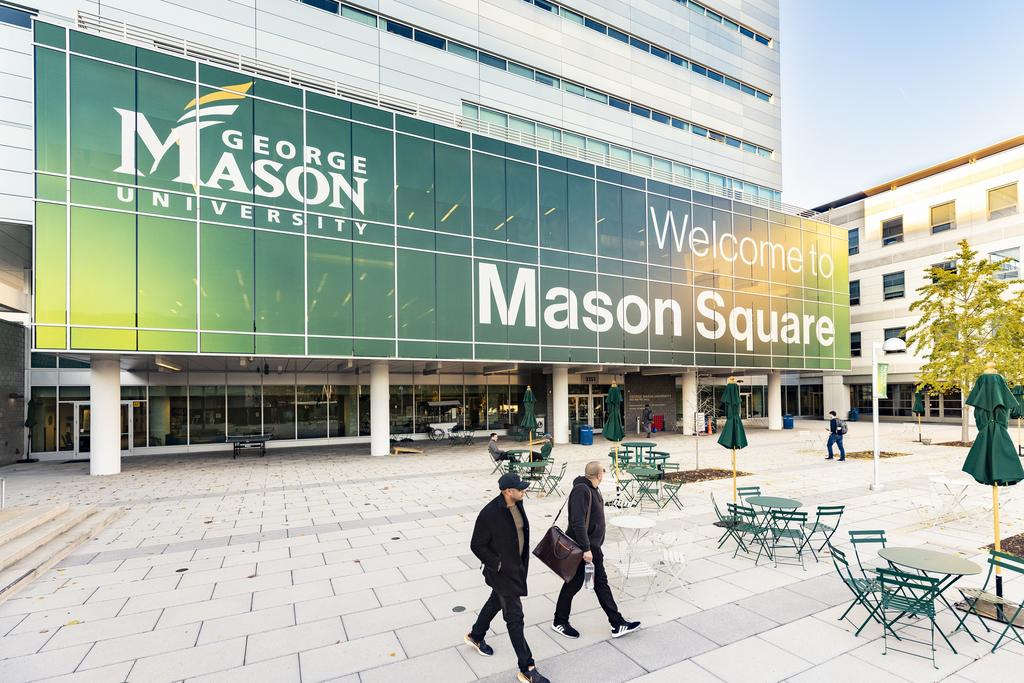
[[660, 479, 683, 510], [876, 566, 946, 668], [736, 485, 762, 502], [953, 549, 1024, 652], [542, 462, 568, 497], [800, 505, 845, 560], [727, 502, 770, 560], [763, 510, 808, 569], [711, 493, 743, 551], [848, 530, 887, 581], [828, 541, 890, 637]]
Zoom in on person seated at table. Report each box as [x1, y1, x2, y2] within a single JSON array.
[[489, 433, 514, 462], [530, 433, 553, 462]]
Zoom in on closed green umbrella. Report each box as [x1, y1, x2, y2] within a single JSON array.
[[521, 385, 538, 447], [912, 390, 926, 442], [962, 364, 1024, 596], [603, 384, 627, 503], [717, 379, 748, 501]]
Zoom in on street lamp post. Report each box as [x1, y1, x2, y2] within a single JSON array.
[[871, 336, 908, 491]]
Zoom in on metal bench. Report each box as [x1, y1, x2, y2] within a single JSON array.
[[226, 434, 271, 459]]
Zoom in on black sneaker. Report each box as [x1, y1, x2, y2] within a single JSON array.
[[551, 621, 580, 639], [517, 669, 551, 683], [463, 634, 493, 656], [611, 621, 641, 638]]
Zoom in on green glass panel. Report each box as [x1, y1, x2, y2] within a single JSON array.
[[138, 215, 197, 330], [473, 153, 505, 239], [436, 254, 472, 342], [539, 268, 570, 347], [308, 337, 353, 357], [353, 243, 394, 339], [201, 332, 254, 354], [70, 207, 136, 328], [306, 91, 351, 119], [434, 144, 470, 235], [198, 82, 253, 205], [34, 47, 66, 174], [200, 224, 253, 333], [396, 134, 434, 229], [398, 341, 436, 358], [506, 160, 537, 245], [354, 339, 393, 356], [69, 55, 134, 184], [305, 111, 352, 223], [569, 269, 598, 350], [397, 249, 435, 341], [136, 70, 203, 194], [255, 78, 301, 106], [352, 123, 394, 224], [71, 327, 136, 350], [255, 232, 304, 334], [36, 175, 66, 202], [70, 31, 134, 65], [35, 326, 66, 349], [397, 227, 434, 250], [139, 330, 197, 352], [351, 102, 392, 127], [539, 169, 568, 250], [34, 22, 65, 48], [253, 98, 304, 221], [622, 188, 647, 262], [596, 182, 622, 258], [256, 335, 304, 355], [396, 114, 433, 137], [307, 237, 352, 337], [34, 202, 66, 325], [137, 48, 193, 79]]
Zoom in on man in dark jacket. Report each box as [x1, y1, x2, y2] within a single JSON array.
[[465, 473, 550, 683], [551, 461, 641, 639], [826, 410, 846, 461]]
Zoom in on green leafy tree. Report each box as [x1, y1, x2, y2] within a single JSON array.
[[906, 239, 1022, 443]]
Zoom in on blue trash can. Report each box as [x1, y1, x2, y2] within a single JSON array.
[[848, 408, 860, 422], [579, 425, 594, 446], [782, 414, 794, 429]]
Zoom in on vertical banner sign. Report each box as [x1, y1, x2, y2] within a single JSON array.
[[875, 362, 889, 399]]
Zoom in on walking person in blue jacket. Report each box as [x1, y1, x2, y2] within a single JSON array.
[[826, 410, 847, 461]]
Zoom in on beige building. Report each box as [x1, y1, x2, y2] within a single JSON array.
[[817, 136, 1024, 421]]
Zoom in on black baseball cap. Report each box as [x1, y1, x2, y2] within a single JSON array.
[[498, 473, 529, 491]]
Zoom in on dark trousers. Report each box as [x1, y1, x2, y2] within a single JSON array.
[[554, 545, 624, 627], [827, 433, 846, 460], [471, 589, 534, 673]]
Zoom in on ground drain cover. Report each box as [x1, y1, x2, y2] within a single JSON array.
[[452, 606, 466, 613], [175, 568, 188, 572]]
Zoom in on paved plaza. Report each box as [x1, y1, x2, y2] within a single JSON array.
[[0, 420, 1023, 682]]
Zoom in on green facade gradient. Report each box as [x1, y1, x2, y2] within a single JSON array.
[[32, 22, 851, 370]]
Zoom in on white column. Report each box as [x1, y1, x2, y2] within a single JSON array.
[[768, 370, 783, 430], [369, 361, 389, 457], [822, 374, 849, 419], [681, 372, 698, 435], [89, 355, 121, 476], [551, 366, 569, 445]]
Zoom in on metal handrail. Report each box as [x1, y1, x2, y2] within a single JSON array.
[[73, 11, 822, 220]]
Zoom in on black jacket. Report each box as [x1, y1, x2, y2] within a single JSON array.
[[470, 494, 531, 596], [566, 476, 605, 552]]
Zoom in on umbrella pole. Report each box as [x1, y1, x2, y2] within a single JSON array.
[[917, 414, 922, 442], [732, 448, 737, 502], [995, 484, 1004, 597]]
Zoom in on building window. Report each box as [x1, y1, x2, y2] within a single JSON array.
[[930, 201, 955, 234], [850, 332, 862, 357], [990, 247, 1021, 280], [988, 183, 1017, 219], [882, 217, 903, 246], [849, 280, 860, 306], [884, 327, 907, 351], [931, 260, 956, 282], [882, 271, 905, 300], [0, 4, 33, 28], [848, 227, 860, 255]]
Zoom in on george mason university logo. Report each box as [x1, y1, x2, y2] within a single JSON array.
[[111, 82, 369, 214]]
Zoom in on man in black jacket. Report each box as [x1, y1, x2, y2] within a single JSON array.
[[465, 473, 550, 683], [551, 461, 641, 639]]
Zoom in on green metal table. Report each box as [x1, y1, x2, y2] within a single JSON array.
[[621, 441, 656, 466], [879, 547, 982, 652], [745, 495, 801, 510]]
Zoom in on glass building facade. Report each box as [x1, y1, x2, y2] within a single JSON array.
[[32, 22, 849, 372]]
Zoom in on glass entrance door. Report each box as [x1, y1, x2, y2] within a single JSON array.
[[591, 393, 606, 430], [77, 403, 91, 454]]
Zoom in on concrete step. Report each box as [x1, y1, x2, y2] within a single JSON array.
[[0, 507, 123, 604], [0, 504, 70, 547], [0, 506, 99, 573]]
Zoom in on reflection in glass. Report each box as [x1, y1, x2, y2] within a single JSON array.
[[29, 387, 57, 452], [189, 385, 224, 444], [227, 386, 262, 436], [149, 385, 187, 446], [297, 385, 329, 438], [329, 385, 359, 437], [263, 385, 296, 440], [390, 384, 414, 434]]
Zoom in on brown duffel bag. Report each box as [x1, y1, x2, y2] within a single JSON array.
[[532, 484, 591, 582]]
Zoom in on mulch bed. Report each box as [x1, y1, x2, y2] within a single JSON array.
[[986, 533, 1024, 557], [937, 441, 974, 447], [662, 468, 749, 483], [841, 450, 910, 459]]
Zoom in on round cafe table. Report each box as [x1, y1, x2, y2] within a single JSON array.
[[621, 441, 656, 465], [609, 515, 656, 586], [745, 495, 801, 510], [878, 547, 982, 651]]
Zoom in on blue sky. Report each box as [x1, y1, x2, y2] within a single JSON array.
[[780, 0, 1024, 209]]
